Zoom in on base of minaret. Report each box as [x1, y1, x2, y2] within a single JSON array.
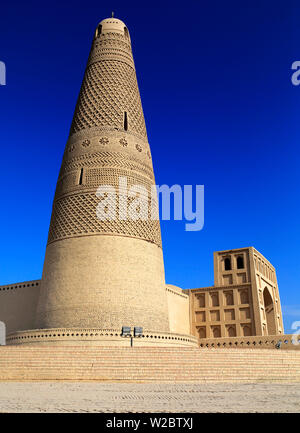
[[6, 328, 198, 347]]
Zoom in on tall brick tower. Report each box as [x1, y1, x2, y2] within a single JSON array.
[[34, 17, 170, 334]]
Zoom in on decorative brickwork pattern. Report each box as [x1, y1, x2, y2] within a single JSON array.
[[87, 32, 134, 69], [60, 151, 154, 179], [51, 150, 160, 246], [34, 18, 170, 334], [48, 193, 161, 246], [70, 31, 147, 138]]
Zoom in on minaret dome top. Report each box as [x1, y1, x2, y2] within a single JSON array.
[[95, 17, 130, 39]]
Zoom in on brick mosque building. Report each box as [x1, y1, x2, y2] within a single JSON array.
[[0, 16, 294, 354], [0, 247, 285, 346]]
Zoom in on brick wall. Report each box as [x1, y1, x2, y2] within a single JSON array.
[[0, 346, 300, 382]]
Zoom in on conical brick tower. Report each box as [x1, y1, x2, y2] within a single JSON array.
[[34, 17, 171, 335]]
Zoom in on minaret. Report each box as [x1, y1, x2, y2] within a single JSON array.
[[35, 17, 170, 333]]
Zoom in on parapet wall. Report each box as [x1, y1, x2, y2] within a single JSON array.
[[1, 280, 193, 339], [199, 334, 300, 350], [0, 280, 40, 334], [166, 284, 190, 335], [6, 327, 198, 347]]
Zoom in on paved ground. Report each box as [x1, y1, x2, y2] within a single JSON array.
[[0, 382, 299, 412]]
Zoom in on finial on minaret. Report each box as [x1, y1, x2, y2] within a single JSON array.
[[112, 11, 115, 18]]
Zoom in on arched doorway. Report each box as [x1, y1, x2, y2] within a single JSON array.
[[263, 287, 276, 335]]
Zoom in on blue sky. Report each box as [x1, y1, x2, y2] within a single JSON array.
[[0, 0, 299, 333]]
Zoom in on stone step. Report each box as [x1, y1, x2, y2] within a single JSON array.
[[1, 346, 300, 382]]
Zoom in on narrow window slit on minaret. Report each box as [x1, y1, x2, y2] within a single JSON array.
[[96, 25, 102, 38], [124, 111, 128, 131], [79, 168, 84, 185]]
